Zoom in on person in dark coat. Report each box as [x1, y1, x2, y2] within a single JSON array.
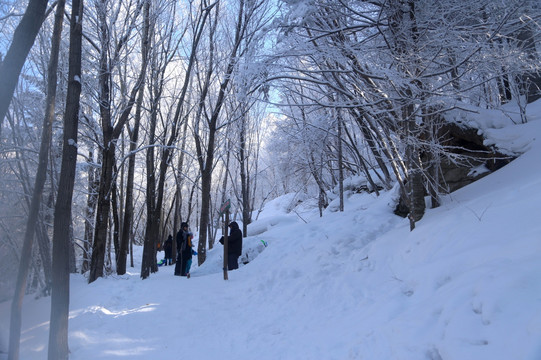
[[174, 222, 192, 276], [174, 223, 187, 275], [163, 235, 173, 266], [219, 221, 243, 270]]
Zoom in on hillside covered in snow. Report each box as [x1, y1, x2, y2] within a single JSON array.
[[1, 101, 540, 359]]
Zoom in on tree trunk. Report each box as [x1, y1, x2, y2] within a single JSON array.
[[221, 141, 231, 207], [88, 0, 114, 282], [36, 218, 52, 294], [82, 148, 97, 274], [309, 153, 328, 217], [69, 218, 77, 273], [111, 174, 120, 260], [0, 0, 49, 132], [515, 18, 541, 104], [89, 0, 148, 283], [197, 0, 246, 265], [405, 137, 425, 224], [89, 143, 115, 283], [142, 109, 157, 280], [197, 164, 213, 264], [337, 107, 344, 212], [142, 111, 157, 278], [7, 0, 64, 357], [47, 0, 83, 356], [118, 0, 155, 275], [117, 87, 143, 275], [239, 112, 251, 235], [140, 1, 165, 280], [386, 0, 426, 229]]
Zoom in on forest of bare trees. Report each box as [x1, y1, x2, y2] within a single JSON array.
[[0, 0, 539, 358]]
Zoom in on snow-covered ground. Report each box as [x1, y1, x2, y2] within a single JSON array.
[[1, 100, 540, 359]]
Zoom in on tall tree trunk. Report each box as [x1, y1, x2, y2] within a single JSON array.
[[308, 152, 328, 217], [82, 148, 97, 274], [197, 0, 246, 265], [498, 73, 513, 104], [387, 0, 425, 229], [89, 142, 115, 282], [47, 0, 83, 356], [36, 217, 52, 294], [68, 217, 77, 273], [7, 0, 64, 357], [403, 1, 426, 227], [404, 123, 425, 224], [117, 82, 144, 275], [337, 107, 344, 212], [0, 0, 49, 132], [173, 106, 192, 249], [239, 111, 250, 235], [142, 113, 157, 280], [198, 162, 213, 264], [88, 0, 114, 282], [142, 111, 157, 278], [215, 141, 230, 249], [141, 0, 166, 280], [89, 0, 148, 283], [162, 1, 216, 264], [111, 173, 120, 260], [516, 18, 541, 105], [118, 0, 157, 274]]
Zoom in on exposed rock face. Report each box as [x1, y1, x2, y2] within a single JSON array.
[[394, 120, 514, 218], [437, 122, 513, 193]]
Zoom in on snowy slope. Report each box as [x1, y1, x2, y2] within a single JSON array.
[[0, 100, 540, 360]]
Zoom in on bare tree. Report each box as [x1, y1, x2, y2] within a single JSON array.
[[81, 147, 98, 274], [271, 0, 540, 228], [0, 0, 50, 133], [119, 0, 152, 277], [88, 0, 147, 283], [7, 0, 66, 357], [46, 0, 84, 356], [140, 0, 214, 278], [194, 0, 271, 264]]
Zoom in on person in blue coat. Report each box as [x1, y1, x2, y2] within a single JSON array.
[[182, 228, 195, 278]]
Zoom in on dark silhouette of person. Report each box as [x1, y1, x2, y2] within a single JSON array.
[[163, 234, 173, 265], [174, 222, 193, 276], [219, 221, 243, 270]]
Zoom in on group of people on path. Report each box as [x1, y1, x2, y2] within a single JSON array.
[[160, 220, 243, 277]]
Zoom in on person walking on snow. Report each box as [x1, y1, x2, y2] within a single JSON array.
[[219, 221, 243, 270], [163, 234, 173, 266], [183, 230, 196, 278], [174, 222, 188, 276]]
